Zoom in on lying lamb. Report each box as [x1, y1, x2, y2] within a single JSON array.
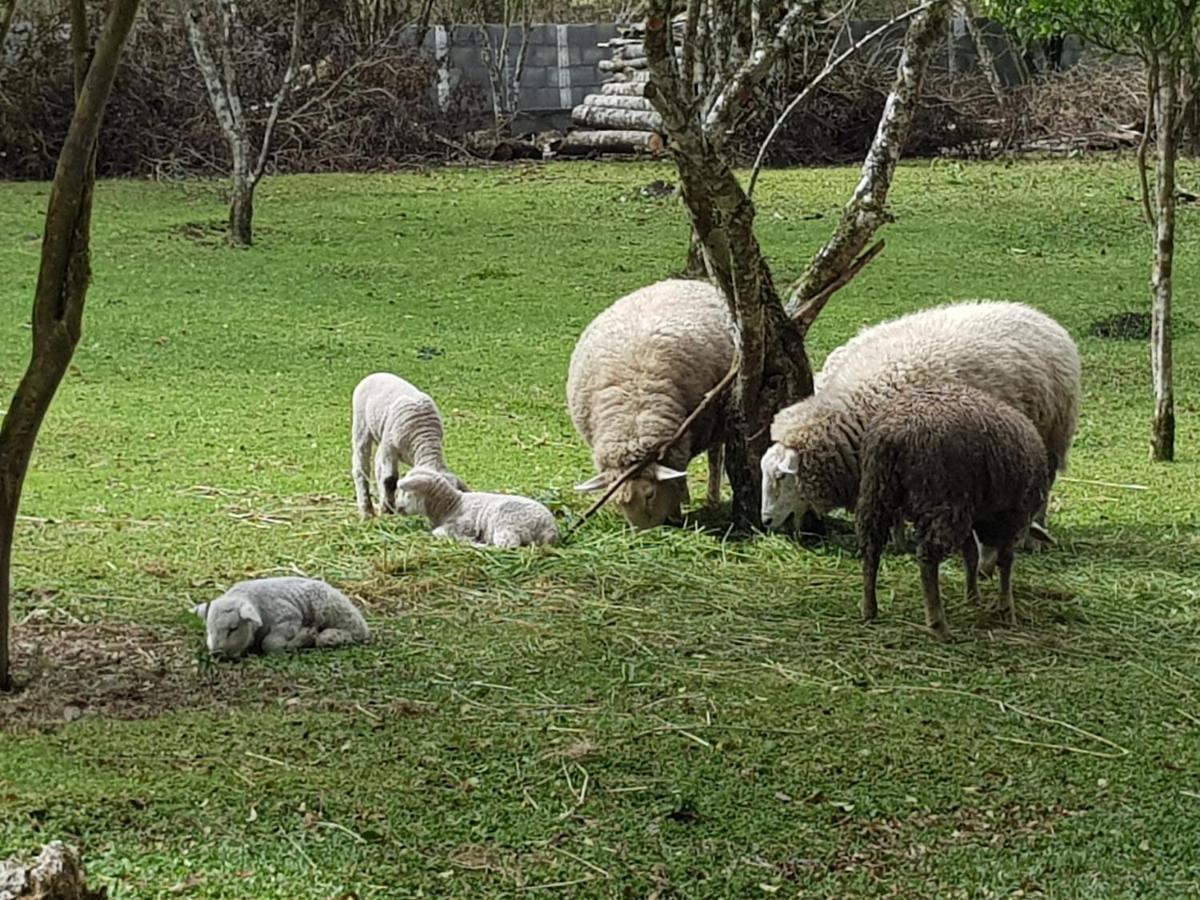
[[395, 466, 559, 547], [567, 278, 734, 528], [856, 385, 1053, 639], [352, 372, 466, 518], [762, 300, 1080, 537], [194, 577, 370, 659]]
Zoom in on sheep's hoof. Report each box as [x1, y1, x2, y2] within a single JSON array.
[[358, 508, 375, 521]]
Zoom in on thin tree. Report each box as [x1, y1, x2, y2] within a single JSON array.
[[176, 0, 305, 247], [0, 0, 141, 692], [0, 0, 17, 63], [643, 0, 951, 526], [472, 0, 532, 134], [985, 0, 1197, 461]]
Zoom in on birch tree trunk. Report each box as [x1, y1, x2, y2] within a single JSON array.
[[1151, 52, 1177, 462], [0, 0, 140, 692]]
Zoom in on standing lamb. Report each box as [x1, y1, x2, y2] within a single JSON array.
[[761, 301, 1080, 536], [352, 372, 466, 518], [194, 577, 370, 659], [856, 384, 1053, 639], [567, 279, 735, 528], [395, 466, 559, 547]]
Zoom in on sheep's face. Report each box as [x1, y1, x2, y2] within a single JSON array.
[[392, 488, 424, 516], [761, 443, 837, 530], [616, 476, 687, 529], [200, 596, 263, 659], [575, 463, 689, 529]]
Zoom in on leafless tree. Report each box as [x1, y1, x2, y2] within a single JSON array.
[[0, 0, 17, 64], [176, 0, 305, 247], [642, 0, 951, 528], [473, 0, 532, 132], [0, 0, 141, 692]]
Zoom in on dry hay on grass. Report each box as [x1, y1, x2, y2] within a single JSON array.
[[0, 621, 291, 732]]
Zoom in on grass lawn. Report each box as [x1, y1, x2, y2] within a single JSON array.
[[1, 157, 1199, 898]]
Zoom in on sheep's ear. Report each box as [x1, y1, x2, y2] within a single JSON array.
[[776, 448, 800, 477], [574, 474, 609, 493], [192, 602, 210, 621], [647, 463, 687, 482], [1028, 522, 1056, 545], [236, 598, 263, 628]]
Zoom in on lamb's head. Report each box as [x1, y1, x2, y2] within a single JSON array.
[[759, 442, 838, 530], [393, 466, 458, 518], [196, 592, 262, 659], [575, 463, 689, 529]]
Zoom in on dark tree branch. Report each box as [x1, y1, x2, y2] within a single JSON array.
[[1, 0, 141, 691], [253, 0, 305, 184], [0, 0, 16, 65]]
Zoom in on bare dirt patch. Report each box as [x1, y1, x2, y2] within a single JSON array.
[[0, 621, 290, 732]]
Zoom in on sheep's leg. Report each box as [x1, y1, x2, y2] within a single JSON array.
[[977, 535, 999, 580], [706, 444, 723, 506], [492, 529, 523, 549], [314, 628, 362, 648], [916, 544, 951, 641], [352, 427, 375, 518], [374, 446, 399, 514], [961, 536, 982, 606], [861, 542, 882, 623], [261, 625, 318, 653], [997, 544, 1017, 625]]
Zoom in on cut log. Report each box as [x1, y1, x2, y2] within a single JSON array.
[[611, 69, 652, 83], [557, 129, 665, 156], [571, 104, 665, 131], [600, 80, 649, 96], [599, 56, 648, 71], [582, 93, 656, 111], [613, 42, 646, 59]]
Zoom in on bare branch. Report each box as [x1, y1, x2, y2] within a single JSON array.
[[176, 0, 240, 138], [748, 1, 933, 199], [790, 240, 884, 333], [1139, 61, 1159, 229], [68, 0, 88, 98], [1, 0, 19, 72], [253, 0, 305, 184], [787, 0, 951, 315]]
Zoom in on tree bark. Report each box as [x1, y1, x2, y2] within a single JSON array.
[[0, 841, 105, 900], [229, 175, 254, 247], [1151, 52, 1177, 462], [644, 7, 814, 529], [556, 129, 664, 155], [788, 0, 951, 313], [582, 93, 657, 111], [0, 0, 140, 692], [571, 104, 665, 131], [0, 0, 17, 67]]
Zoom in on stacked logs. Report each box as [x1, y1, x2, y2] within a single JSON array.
[[558, 22, 670, 157]]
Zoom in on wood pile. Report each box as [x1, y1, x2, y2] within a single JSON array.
[[561, 20, 675, 157]]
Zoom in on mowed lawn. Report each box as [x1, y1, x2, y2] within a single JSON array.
[[0, 158, 1198, 898]]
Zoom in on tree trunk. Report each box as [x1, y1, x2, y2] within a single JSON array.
[[1151, 54, 1177, 462], [0, 841, 105, 900], [0, 0, 140, 692], [229, 175, 254, 247]]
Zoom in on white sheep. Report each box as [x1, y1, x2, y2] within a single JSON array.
[[351, 372, 466, 518], [761, 300, 1081, 534], [193, 577, 370, 659], [566, 278, 735, 528], [395, 466, 559, 547]]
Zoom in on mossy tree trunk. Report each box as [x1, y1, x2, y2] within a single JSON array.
[[1151, 50, 1178, 462], [0, 0, 141, 692]]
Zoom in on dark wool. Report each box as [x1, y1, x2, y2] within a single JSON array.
[[856, 384, 1053, 639]]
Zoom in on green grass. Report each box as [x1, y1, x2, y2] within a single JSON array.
[[1, 157, 1199, 897]]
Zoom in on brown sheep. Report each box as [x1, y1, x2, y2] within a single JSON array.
[[856, 384, 1054, 640]]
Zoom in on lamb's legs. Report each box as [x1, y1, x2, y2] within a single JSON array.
[[861, 542, 882, 622], [375, 446, 398, 514], [706, 444, 723, 505], [261, 625, 318, 653], [314, 628, 362, 648], [352, 428, 375, 518], [917, 545, 951, 641], [961, 536, 982, 606], [997, 544, 1017, 625]]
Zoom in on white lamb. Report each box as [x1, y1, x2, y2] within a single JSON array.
[[351, 372, 466, 518], [395, 466, 559, 547], [566, 278, 735, 528], [193, 577, 370, 659], [761, 301, 1081, 535]]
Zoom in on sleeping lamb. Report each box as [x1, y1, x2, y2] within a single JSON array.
[[194, 577, 370, 659], [762, 301, 1080, 536], [395, 466, 559, 547], [352, 372, 466, 518], [567, 278, 735, 528], [856, 384, 1052, 639]]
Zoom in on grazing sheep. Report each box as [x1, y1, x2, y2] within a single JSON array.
[[762, 301, 1080, 535], [193, 577, 370, 659], [567, 279, 734, 528], [352, 372, 466, 518], [856, 385, 1052, 639], [395, 466, 559, 547]]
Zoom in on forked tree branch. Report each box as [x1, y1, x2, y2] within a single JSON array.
[[790, 240, 884, 333], [254, 0, 305, 184], [787, 0, 951, 315]]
